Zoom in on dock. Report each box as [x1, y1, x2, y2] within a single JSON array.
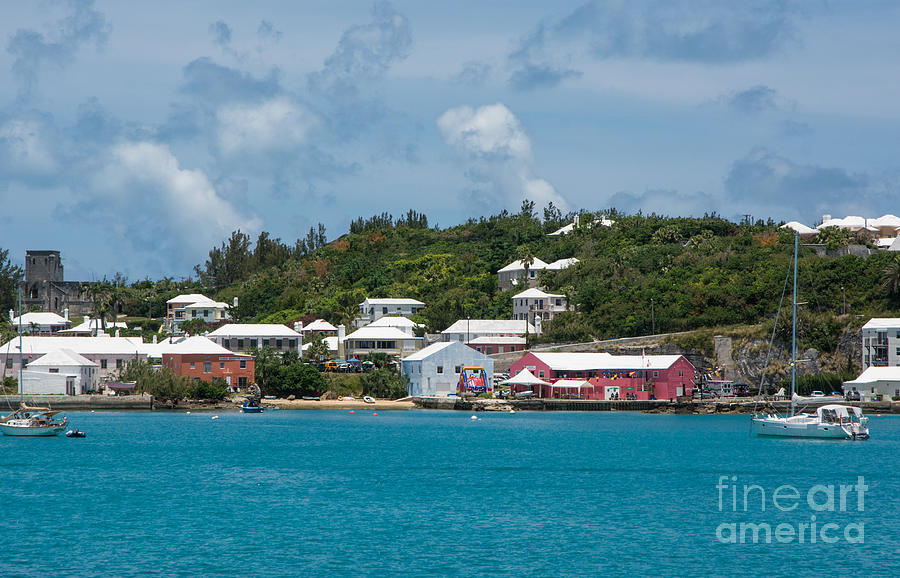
[[0, 395, 153, 411]]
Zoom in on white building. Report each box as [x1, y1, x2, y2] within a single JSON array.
[[843, 366, 900, 401], [297, 318, 338, 337], [548, 214, 614, 236], [780, 222, 818, 236], [22, 348, 99, 394], [165, 293, 231, 332], [401, 341, 494, 397], [466, 335, 526, 355], [817, 214, 900, 248], [0, 336, 147, 382], [343, 326, 423, 358], [497, 257, 579, 290], [860, 318, 900, 370], [512, 287, 568, 323], [207, 324, 301, 355], [10, 311, 71, 334], [441, 319, 537, 344], [354, 298, 425, 328], [301, 336, 338, 357]]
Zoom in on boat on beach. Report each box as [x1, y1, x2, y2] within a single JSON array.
[[750, 233, 869, 440]]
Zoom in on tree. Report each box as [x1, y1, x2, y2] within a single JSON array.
[[882, 255, 900, 295], [303, 332, 331, 363], [515, 244, 536, 288], [180, 318, 208, 335], [0, 248, 23, 316], [360, 369, 408, 399]]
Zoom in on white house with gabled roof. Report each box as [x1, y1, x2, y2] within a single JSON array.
[[10, 311, 71, 334], [401, 341, 494, 397], [441, 319, 537, 345], [207, 324, 301, 355], [343, 325, 423, 358], [513, 287, 568, 324], [366, 316, 423, 336], [166, 293, 231, 332], [354, 298, 425, 328], [22, 348, 99, 394], [497, 257, 579, 290], [0, 335, 146, 382]]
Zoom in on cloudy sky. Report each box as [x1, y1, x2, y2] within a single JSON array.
[[2, 1, 899, 280]]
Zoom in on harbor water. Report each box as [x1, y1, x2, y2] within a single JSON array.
[[1, 410, 898, 576]]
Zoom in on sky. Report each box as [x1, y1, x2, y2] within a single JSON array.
[[2, 0, 900, 280]]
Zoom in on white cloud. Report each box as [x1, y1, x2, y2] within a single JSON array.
[[216, 97, 317, 157], [437, 103, 568, 211], [0, 116, 59, 177], [97, 141, 261, 250]]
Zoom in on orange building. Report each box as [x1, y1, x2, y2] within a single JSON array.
[[158, 336, 255, 389]]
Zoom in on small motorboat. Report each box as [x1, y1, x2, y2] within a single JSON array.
[[65, 429, 86, 438], [241, 399, 265, 413], [363, 396, 376, 404]]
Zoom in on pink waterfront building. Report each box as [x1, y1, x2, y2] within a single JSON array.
[[509, 352, 695, 400]]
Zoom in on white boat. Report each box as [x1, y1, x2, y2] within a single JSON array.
[[750, 233, 869, 440], [1, 288, 68, 437], [0, 406, 68, 436]]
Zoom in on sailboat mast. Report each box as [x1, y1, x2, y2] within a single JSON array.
[[17, 286, 23, 404], [790, 232, 798, 416]]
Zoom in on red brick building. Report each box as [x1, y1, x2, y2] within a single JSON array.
[[159, 336, 255, 389]]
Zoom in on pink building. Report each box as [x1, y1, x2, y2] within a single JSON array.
[[509, 352, 695, 400]]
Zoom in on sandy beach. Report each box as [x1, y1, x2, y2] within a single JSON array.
[[261, 398, 416, 411]]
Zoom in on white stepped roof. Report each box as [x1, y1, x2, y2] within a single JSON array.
[[498, 257, 549, 273], [150, 335, 250, 356], [868, 214, 900, 228], [368, 316, 421, 328], [529, 352, 684, 371], [545, 258, 579, 271], [781, 222, 818, 235], [467, 336, 526, 345], [514, 287, 564, 299], [0, 336, 146, 357], [166, 293, 213, 304], [29, 348, 96, 367], [361, 298, 424, 306], [861, 318, 900, 330], [401, 341, 455, 361], [11, 312, 69, 326], [442, 319, 535, 335], [59, 317, 127, 333], [207, 324, 300, 337], [844, 366, 900, 384], [304, 319, 337, 331]]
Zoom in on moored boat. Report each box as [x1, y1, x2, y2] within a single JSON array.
[[0, 406, 68, 436]]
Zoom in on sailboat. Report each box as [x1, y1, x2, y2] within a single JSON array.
[[750, 233, 869, 440], [0, 289, 68, 437]]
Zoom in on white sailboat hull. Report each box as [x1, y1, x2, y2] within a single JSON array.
[[751, 415, 867, 440], [0, 423, 66, 436]]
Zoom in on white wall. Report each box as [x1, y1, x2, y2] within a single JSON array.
[[22, 370, 74, 395], [403, 343, 494, 396]]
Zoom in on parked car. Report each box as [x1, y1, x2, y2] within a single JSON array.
[[810, 390, 826, 397]]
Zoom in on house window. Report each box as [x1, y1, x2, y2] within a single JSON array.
[[237, 339, 244, 349], [276, 339, 283, 349], [204, 310, 209, 317], [223, 339, 230, 348], [49, 368, 59, 373], [539, 370, 545, 378], [382, 307, 388, 314], [653, 371, 659, 378], [203, 361, 211, 373], [5, 358, 11, 369], [240, 360, 247, 369], [679, 370, 684, 376], [239, 377, 247, 388], [486, 347, 493, 354], [437, 366, 443, 374], [116, 359, 123, 369], [262, 339, 269, 347], [192, 310, 198, 318], [498, 347, 504, 353], [288, 339, 296, 348], [896, 347, 900, 356], [190, 362, 195, 369], [454, 366, 461, 374], [220, 362, 225, 369], [101, 359, 108, 369]]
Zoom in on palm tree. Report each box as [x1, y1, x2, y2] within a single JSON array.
[[515, 244, 536, 288], [882, 256, 900, 295]]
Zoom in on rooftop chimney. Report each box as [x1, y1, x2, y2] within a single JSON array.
[[153, 335, 158, 345], [63, 308, 69, 320], [233, 297, 239, 308], [294, 321, 304, 335], [337, 324, 346, 359]]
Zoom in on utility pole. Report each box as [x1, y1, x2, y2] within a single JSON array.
[[841, 286, 846, 315], [651, 298, 655, 335]]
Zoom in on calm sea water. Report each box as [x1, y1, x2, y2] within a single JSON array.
[[1, 409, 897, 577]]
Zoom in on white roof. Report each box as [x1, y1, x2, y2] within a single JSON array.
[[11, 312, 69, 326], [59, 317, 128, 333], [184, 300, 228, 309], [368, 316, 421, 328], [817, 216, 877, 232], [0, 336, 146, 357], [548, 218, 614, 236], [166, 293, 212, 304], [442, 319, 536, 335], [29, 348, 96, 367], [868, 214, 900, 228], [344, 326, 419, 341], [303, 319, 338, 332], [151, 335, 250, 357], [528, 352, 684, 371], [207, 324, 300, 338], [876, 237, 896, 248], [467, 336, 526, 345], [301, 336, 338, 353], [861, 318, 900, 330], [501, 368, 551, 386], [513, 287, 564, 299], [545, 258, 579, 271], [498, 257, 549, 273], [361, 298, 424, 306], [781, 222, 818, 235], [844, 366, 900, 384], [401, 341, 455, 361]]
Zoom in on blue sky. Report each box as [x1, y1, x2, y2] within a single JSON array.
[[2, 1, 900, 280]]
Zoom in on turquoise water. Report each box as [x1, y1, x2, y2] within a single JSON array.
[[1, 410, 898, 577]]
